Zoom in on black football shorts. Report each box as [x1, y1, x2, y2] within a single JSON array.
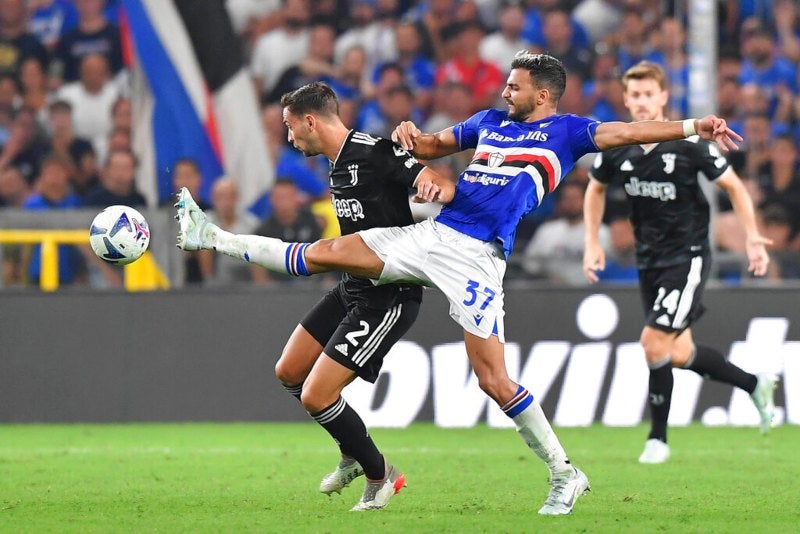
[[639, 253, 710, 334], [300, 282, 421, 383]]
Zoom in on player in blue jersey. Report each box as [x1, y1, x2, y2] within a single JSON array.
[[176, 51, 742, 515]]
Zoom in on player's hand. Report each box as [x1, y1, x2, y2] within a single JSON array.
[[583, 242, 606, 283], [695, 115, 743, 153], [392, 120, 421, 151], [413, 178, 441, 203], [745, 234, 773, 277]]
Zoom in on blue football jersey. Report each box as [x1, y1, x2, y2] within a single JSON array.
[[435, 109, 599, 257]]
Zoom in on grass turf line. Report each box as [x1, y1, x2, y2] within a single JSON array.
[[1, 423, 798, 533]]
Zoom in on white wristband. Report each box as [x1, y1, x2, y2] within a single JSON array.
[[682, 118, 697, 137]]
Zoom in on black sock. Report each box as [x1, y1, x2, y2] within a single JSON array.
[[282, 382, 303, 401], [310, 397, 385, 480], [647, 357, 673, 443], [685, 345, 757, 394]]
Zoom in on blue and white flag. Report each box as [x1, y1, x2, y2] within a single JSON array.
[[121, 0, 271, 210]]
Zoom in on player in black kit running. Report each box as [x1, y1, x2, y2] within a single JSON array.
[[583, 62, 777, 464], [271, 82, 448, 509]]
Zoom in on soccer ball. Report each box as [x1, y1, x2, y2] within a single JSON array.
[[89, 205, 151, 265]]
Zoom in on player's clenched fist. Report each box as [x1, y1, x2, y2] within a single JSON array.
[[392, 121, 421, 151]]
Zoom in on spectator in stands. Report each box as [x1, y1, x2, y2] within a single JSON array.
[[523, 180, 610, 285], [539, 9, 593, 81], [0, 108, 49, 183], [251, 0, 311, 102], [760, 204, 800, 280], [56, 53, 121, 163], [774, 0, 800, 64], [197, 178, 260, 286], [17, 57, 49, 126], [22, 153, 84, 286], [357, 63, 418, 136], [596, 217, 638, 283], [328, 44, 370, 101], [110, 97, 131, 131], [84, 148, 145, 208], [739, 112, 773, 180], [423, 80, 475, 176], [265, 23, 337, 104], [521, 0, 591, 52], [225, 0, 281, 49], [410, 0, 459, 63], [0, 165, 31, 286], [28, 0, 79, 52], [166, 157, 210, 285], [755, 135, 800, 236], [653, 17, 688, 118], [0, 0, 49, 76], [435, 20, 504, 112], [251, 177, 323, 285], [479, 2, 530, 71], [46, 99, 97, 196], [739, 20, 798, 121], [52, 0, 123, 86], [0, 165, 29, 206], [106, 126, 130, 153], [583, 53, 627, 122], [334, 0, 397, 75], [381, 21, 436, 114], [561, 0, 619, 44], [612, 8, 663, 72], [369, 84, 419, 139]]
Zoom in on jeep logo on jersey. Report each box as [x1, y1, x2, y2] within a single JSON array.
[[624, 177, 677, 201], [488, 152, 505, 168], [333, 197, 365, 221]]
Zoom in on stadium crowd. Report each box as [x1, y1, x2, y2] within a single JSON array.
[[1, 0, 799, 288]]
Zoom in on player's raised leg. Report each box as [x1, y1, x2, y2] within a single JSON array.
[[175, 187, 384, 278], [464, 332, 590, 515], [673, 330, 778, 434]]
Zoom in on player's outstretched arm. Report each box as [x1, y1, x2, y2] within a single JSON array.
[[392, 121, 460, 160], [412, 167, 456, 204], [593, 115, 743, 153], [583, 179, 608, 283], [715, 168, 773, 276]]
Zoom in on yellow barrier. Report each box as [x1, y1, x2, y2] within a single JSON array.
[[0, 229, 170, 292]]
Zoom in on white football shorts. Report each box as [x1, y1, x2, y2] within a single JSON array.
[[359, 218, 506, 341]]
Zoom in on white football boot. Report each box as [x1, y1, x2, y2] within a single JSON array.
[[751, 373, 778, 434], [638, 438, 670, 464], [319, 456, 365, 495], [350, 463, 406, 511], [538, 466, 590, 515], [175, 187, 214, 251]]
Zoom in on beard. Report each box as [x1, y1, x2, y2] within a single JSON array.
[[508, 104, 533, 121]]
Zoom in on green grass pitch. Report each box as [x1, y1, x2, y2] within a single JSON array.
[[1, 423, 798, 533]]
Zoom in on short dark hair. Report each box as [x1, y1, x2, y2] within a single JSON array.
[[510, 51, 567, 102], [280, 82, 339, 118]]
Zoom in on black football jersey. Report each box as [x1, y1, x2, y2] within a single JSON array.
[[328, 130, 426, 302], [590, 137, 729, 269]]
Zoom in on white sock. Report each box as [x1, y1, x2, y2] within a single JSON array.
[[513, 401, 572, 476], [211, 227, 309, 276]]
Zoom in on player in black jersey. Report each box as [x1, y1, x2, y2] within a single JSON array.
[[270, 83, 445, 510], [583, 62, 777, 464]]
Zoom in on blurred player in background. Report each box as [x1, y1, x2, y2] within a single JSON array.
[[583, 61, 777, 464], [177, 52, 743, 515]]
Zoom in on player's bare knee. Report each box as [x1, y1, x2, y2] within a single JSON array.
[[274, 358, 301, 386]]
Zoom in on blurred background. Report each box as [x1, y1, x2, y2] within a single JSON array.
[[0, 0, 799, 291]]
